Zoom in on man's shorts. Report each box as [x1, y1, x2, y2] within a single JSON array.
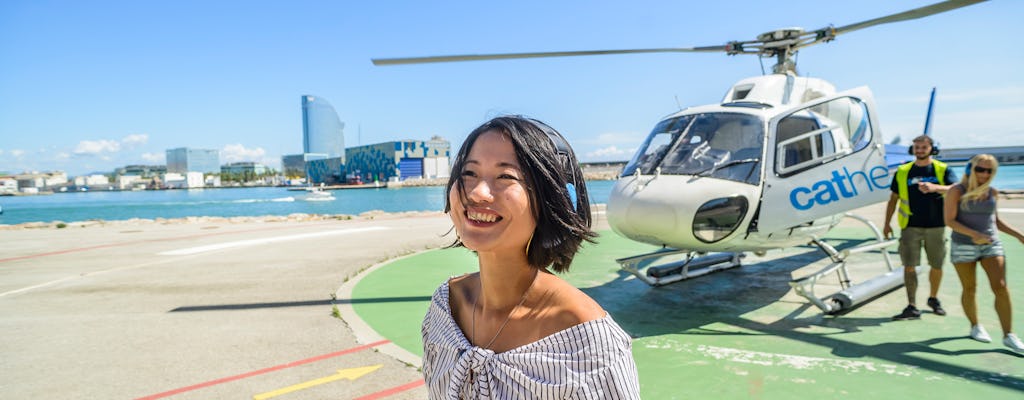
[[899, 226, 946, 268], [950, 240, 1005, 264]]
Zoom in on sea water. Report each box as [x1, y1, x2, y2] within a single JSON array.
[[1, 165, 1021, 225]]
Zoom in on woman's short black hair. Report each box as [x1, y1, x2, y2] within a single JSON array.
[[445, 115, 597, 273]]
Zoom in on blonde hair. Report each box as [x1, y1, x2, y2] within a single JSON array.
[[959, 153, 998, 205]]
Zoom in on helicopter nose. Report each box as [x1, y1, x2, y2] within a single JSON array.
[[625, 200, 678, 238], [607, 179, 682, 243]]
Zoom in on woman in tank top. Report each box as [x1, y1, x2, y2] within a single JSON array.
[[944, 154, 1024, 353]]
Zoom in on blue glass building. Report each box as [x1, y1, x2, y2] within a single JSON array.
[[346, 137, 450, 182], [302, 95, 345, 160], [165, 148, 220, 174]]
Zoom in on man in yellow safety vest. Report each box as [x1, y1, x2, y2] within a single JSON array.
[[884, 135, 957, 320]]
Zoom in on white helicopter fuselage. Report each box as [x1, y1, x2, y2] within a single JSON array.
[[608, 74, 891, 252]]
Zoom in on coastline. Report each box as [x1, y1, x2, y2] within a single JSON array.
[[0, 210, 448, 231]]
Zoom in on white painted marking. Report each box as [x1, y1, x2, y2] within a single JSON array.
[[643, 341, 916, 376], [1000, 208, 1024, 214], [1, 254, 204, 297], [157, 227, 390, 256]]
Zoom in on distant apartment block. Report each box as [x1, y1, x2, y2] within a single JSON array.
[[166, 148, 219, 174], [302, 95, 345, 159]]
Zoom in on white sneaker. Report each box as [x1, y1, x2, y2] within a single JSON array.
[[970, 325, 992, 343], [1004, 333, 1024, 353]]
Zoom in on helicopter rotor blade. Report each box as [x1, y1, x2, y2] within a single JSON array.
[[372, 46, 728, 66], [830, 0, 987, 36]]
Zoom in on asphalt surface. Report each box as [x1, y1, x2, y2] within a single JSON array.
[[3, 199, 1023, 399], [1, 213, 454, 399]]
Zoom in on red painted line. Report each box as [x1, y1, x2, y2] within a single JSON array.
[[134, 340, 390, 400], [353, 379, 426, 400], [0, 222, 337, 264]]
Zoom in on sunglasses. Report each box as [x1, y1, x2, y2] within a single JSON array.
[[973, 166, 994, 174]]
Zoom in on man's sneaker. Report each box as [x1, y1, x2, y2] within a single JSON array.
[[1004, 333, 1024, 353], [893, 305, 921, 320], [927, 297, 947, 316], [970, 325, 992, 343]]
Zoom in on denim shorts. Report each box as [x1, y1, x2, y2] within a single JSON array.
[[950, 240, 1005, 264]]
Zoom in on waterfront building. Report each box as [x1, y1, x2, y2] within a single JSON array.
[[117, 175, 144, 190], [163, 172, 205, 189], [345, 137, 451, 182], [73, 175, 111, 187], [306, 157, 344, 185], [166, 148, 220, 174], [302, 95, 345, 158], [221, 161, 270, 177], [281, 153, 327, 179], [115, 165, 166, 178], [0, 177, 17, 194], [14, 171, 67, 190], [938, 145, 1024, 165]]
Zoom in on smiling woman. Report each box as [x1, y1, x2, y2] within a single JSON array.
[[421, 116, 640, 399]]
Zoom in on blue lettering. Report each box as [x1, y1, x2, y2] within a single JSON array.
[[812, 181, 839, 205], [830, 170, 854, 198], [790, 187, 814, 210], [789, 165, 889, 210], [843, 166, 869, 195], [869, 166, 889, 189]]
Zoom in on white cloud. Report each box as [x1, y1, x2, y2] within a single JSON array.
[[55, 152, 70, 160], [221, 143, 266, 163], [141, 152, 164, 163], [10, 149, 25, 157], [122, 133, 148, 148], [74, 139, 121, 155], [586, 145, 636, 160]]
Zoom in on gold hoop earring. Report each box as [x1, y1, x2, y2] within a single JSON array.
[[526, 233, 534, 255]]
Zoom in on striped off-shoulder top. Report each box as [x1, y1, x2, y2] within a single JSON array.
[[421, 280, 640, 399]]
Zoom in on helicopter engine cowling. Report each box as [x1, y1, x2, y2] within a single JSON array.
[[607, 174, 760, 252]]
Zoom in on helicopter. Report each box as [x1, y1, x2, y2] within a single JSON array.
[[372, 0, 988, 314]]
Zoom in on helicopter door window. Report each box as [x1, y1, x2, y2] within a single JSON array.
[[774, 96, 873, 176]]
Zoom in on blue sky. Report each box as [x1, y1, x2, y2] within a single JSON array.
[[1, 0, 1020, 176]]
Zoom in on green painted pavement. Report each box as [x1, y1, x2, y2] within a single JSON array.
[[352, 228, 1024, 399]]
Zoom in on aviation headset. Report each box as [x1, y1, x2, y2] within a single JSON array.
[[907, 137, 940, 155], [525, 118, 580, 213]]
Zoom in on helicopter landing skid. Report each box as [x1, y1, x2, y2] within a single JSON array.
[[616, 249, 743, 286], [789, 213, 902, 315]]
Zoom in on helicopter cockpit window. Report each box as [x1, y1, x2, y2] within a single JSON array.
[[621, 115, 692, 176], [775, 96, 873, 176], [656, 113, 764, 185]]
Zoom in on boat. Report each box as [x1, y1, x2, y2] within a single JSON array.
[[299, 184, 335, 201]]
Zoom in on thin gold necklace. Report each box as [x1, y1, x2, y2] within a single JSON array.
[[472, 269, 538, 350]]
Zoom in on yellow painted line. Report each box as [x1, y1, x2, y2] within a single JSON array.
[[252, 365, 383, 400]]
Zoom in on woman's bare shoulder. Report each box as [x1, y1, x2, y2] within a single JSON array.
[[538, 274, 606, 326], [447, 273, 478, 308]]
